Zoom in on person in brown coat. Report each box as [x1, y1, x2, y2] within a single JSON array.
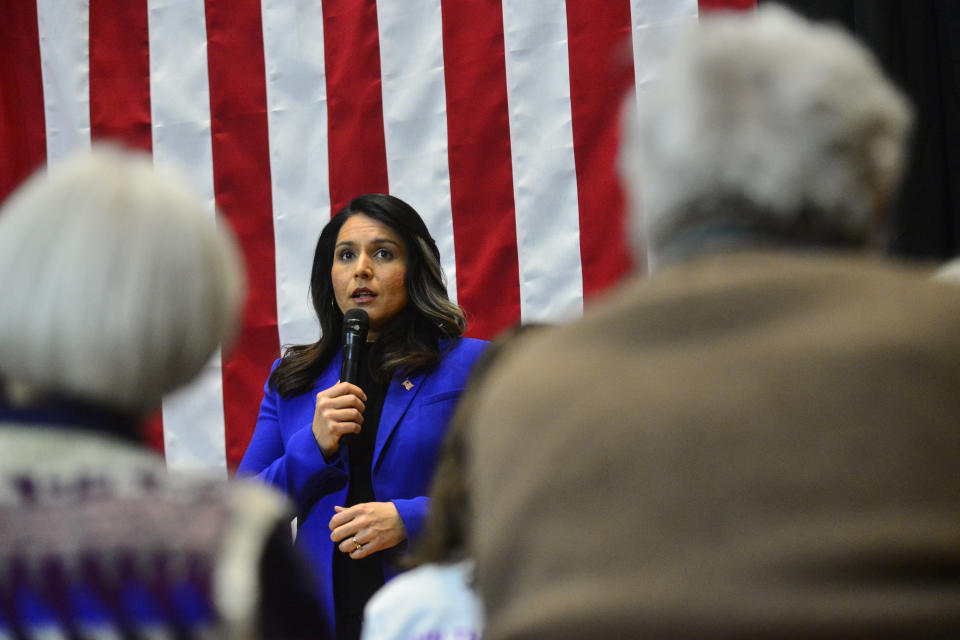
[[467, 6, 960, 639]]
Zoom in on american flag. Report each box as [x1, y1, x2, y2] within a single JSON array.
[[0, 0, 754, 475]]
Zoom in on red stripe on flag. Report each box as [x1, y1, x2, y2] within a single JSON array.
[[699, 0, 757, 12], [0, 2, 46, 204], [441, 0, 521, 340], [323, 0, 389, 215], [141, 410, 165, 457], [90, 0, 152, 153], [90, 0, 164, 454], [205, 0, 281, 471], [566, 0, 636, 297]]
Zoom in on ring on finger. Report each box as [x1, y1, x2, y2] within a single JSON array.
[[353, 538, 363, 551]]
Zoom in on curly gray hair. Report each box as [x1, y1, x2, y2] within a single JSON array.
[[621, 5, 913, 271]]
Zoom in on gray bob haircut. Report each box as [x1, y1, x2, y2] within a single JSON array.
[[0, 146, 245, 413], [621, 5, 913, 270]]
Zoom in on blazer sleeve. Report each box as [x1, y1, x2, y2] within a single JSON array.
[[238, 364, 347, 513], [237, 372, 285, 475], [391, 496, 430, 542]]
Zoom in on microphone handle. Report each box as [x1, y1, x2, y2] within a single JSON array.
[[340, 340, 361, 384], [338, 332, 364, 446]]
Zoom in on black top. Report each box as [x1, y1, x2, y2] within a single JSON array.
[[332, 341, 387, 640]]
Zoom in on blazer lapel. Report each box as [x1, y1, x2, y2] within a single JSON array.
[[373, 370, 427, 469]]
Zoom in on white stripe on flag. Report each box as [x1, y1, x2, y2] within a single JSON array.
[[629, 0, 698, 105], [501, 0, 584, 324], [148, 0, 227, 476], [260, 0, 330, 349], [376, 0, 459, 303], [629, 0, 698, 273], [36, 0, 91, 163]]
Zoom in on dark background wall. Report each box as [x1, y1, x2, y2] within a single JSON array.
[[759, 0, 960, 261]]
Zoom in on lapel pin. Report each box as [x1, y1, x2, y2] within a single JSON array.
[[402, 379, 414, 391]]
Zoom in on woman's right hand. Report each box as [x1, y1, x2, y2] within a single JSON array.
[[312, 381, 367, 458]]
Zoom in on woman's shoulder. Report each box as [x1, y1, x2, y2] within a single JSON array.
[[407, 338, 487, 392], [439, 336, 490, 362], [264, 345, 338, 399], [432, 337, 489, 378]]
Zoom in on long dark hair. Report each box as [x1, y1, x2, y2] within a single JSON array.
[[269, 194, 466, 397]]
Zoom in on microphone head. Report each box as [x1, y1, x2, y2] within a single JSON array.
[[342, 308, 370, 339]]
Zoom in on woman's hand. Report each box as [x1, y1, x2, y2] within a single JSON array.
[[312, 381, 367, 458], [329, 502, 407, 559]]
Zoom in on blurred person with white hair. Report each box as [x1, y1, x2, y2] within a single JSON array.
[[467, 6, 960, 639], [622, 5, 911, 270], [0, 147, 328, 639]]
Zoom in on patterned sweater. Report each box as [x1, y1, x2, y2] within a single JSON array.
[[0, 401, 328, 640]]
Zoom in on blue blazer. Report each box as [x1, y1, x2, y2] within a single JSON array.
[[238, 337, 488, 629]]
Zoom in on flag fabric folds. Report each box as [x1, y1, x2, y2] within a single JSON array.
[[0, 0, 752, 475]]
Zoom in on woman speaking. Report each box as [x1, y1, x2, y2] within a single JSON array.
[[239, 194, 487, 639]]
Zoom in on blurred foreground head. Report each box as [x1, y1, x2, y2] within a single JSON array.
[[622, 4, 913, 271], [0, 147, 244, 414]]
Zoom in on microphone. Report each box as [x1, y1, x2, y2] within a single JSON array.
[[338, 309, 369, 446]]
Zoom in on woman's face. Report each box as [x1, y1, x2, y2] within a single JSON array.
[[331, 213, 409, 340]]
